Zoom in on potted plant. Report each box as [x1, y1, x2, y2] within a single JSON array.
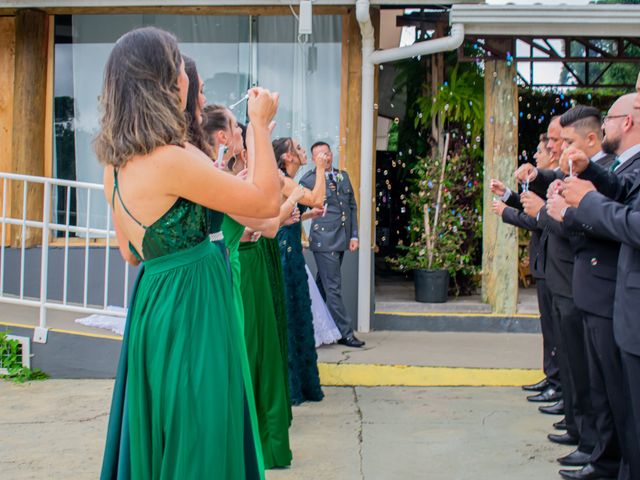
[[388, 138, 481, 302], [388, 65, 484, 302]]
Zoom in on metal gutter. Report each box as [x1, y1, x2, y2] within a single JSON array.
[[355, 0, 464, 333]]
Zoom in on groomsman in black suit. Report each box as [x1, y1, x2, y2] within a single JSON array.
[[557, 88, 640, 480], [490, 132, 562, 403], [545, 103, 636, 480], [517, 120, 599, 466]]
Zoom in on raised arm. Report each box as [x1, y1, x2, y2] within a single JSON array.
[[284, 160, 327, 209], [575, 191, 640, 249], [166, 88, 281, 218]]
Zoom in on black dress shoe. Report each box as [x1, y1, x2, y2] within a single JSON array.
[[522, 378, 549, 392], [548, 432, 580, 446], [527, 387, 562, 403], [539, 399, 564, 415], [557, 449, 591, 466], [338, 335, 365, 348], [554, 419, 567, 430], [559, 463, 617, 480]]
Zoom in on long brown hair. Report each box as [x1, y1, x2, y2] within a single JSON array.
[[272, 137, 293, 173], [183, 55, 212, 157], [94, 27, 186, 167]]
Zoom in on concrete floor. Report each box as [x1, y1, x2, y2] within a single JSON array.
[[317, 331, 542, 369], [375, 278, 539, 315], [0, 380, 571, 480]]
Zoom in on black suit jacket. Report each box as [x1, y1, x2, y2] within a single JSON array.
[[561, 154, 624, 318], [573, 151, 640, 355], [501, 200, 545, 279]]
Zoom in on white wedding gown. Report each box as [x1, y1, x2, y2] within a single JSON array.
[[305, 265, 342, 347]]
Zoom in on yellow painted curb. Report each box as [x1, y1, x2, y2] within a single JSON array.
[[375, 311, 539, 319], [318, 363, 543, 387]]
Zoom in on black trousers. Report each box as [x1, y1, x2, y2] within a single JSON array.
[[620, 350, 640, 480], [537, 279, 561, 389], [583, 313, 625, 477], [551, 294, 597, 453]]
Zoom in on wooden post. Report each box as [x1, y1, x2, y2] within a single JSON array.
[[11, 9, 49, 247], [482, 47, 519, 314], [0, 17, 16, 247], [342, 9, 362, 209]]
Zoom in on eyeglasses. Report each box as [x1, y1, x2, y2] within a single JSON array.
[[603, 114, 630, 123]]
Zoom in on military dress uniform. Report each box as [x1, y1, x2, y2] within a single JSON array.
[[299, 167, 358, 339]]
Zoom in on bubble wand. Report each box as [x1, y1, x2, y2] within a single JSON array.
[[229, 93, 249, 111]]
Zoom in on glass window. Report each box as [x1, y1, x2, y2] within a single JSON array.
[[257, 15, 342, 176], [53, 13, 342, 233]]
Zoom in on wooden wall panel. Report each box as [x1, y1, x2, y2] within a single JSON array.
[[0, 16, 16, 247], [482, 55, 519, 314], [11, 9, 49, 247]]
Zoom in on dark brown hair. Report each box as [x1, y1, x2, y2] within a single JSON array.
[[183, 55, 213, 157], [272, 137, 293, 172]]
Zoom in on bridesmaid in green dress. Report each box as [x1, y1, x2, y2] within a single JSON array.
[[97, 27, 281, 479], [182, 57, 265, 475], [202, 105, 303, 468]]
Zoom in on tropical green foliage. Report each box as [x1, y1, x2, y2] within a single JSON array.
[[388, 147, 483, 296], [0, 331, 48, 383], [387, 60, 485, 295], [414, 65, 485, 142]]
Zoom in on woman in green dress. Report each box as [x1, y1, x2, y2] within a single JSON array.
[[183, 57, 266, 475], [97, 27, 281, 479], [202, 105, 303, 468]]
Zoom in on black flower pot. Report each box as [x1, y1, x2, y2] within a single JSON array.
[[414, 269, 449, 303]]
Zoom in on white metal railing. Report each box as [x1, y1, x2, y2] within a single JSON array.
[[0, 172, 130, 343]]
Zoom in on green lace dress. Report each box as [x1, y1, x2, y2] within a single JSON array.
[[100, 169, 263, 480], [277, 217, 324, 405], [238, 239, 292, 468]]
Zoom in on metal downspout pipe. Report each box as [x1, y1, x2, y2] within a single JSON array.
[[354, 0, 465, 332]]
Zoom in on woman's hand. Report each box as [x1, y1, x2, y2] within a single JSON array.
[[247, 87, 279, 128], [282, 207, 300, 226]]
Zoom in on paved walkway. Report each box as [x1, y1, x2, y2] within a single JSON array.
[[0, 380, 567, 480]]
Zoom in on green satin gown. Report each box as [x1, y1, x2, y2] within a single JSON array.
[[259, 237, 293, 422], [239, 239, 292, 468], [100, 169, 263, 480]]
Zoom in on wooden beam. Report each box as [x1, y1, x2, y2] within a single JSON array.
[[0, 16, 15, 247], [482, 54, 519, 314], [11, 9, 49, 247], [344, 8, 362, 212], [44, 14, 54, 179], [0, 5, 349, 15], [338, 13, 349, 171]]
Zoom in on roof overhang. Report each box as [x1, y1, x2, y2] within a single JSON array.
[[0, 0, 482, 9], [450, 4, 640, 38]]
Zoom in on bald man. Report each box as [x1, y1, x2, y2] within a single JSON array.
[[558, 80, 640, 480]]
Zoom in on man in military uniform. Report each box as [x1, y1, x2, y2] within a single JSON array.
[[300, 142, 364, 348]]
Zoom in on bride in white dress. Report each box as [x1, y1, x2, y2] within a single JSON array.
[[305, 265, 342, 347]]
